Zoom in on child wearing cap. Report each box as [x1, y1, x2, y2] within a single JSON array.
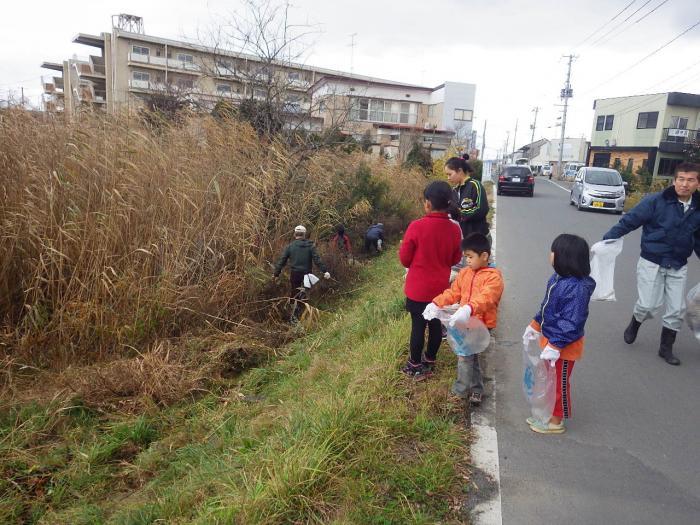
[[273, 225, 330, 321]]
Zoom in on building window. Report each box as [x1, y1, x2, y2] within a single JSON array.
[[596, 115, 605, 131], [217, 84, 232, 95], [670, 116, 689, 129], [318, 101, 326, 113], [427, 105, 436, 118], [604, 115, 614, 130], [177, 78, 194, 90], [132, 45, 150, 56], [658, 158, 683, 176], [176, 53, 194, 63], [596, 114, 614, 131], [132, 71, 150, 82], [637, 111, 658, 129], [454, 108, 473, 121], [287, 71, 300, 81], [350, 98, 417, 124], [253, 88, 266, 98], [627, 158, 634, 171]]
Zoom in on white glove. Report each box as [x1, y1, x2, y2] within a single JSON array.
[[448, 304, 472, 327], [539, 345, 560, 367], [323, 272, 331, 280], [522, 325, 540, 343], [423, 302, 439, 321], [377, 239, 383, 251]]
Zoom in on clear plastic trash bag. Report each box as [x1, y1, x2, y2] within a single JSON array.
[[522, 337, 556, 424], [685, 283, 700, 343], [434, 305, 491, 357], [590, 238, 624, 301]]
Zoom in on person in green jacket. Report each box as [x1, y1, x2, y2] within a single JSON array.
[[273, 225, 331, 320]]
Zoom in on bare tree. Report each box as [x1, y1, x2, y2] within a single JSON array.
[[197, 0, 355, 149]]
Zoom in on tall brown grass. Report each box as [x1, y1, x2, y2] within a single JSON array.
[[0, 109, 426, 368]]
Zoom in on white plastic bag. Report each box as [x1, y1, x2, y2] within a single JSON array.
[[434, 305, 490, 357], [590, 238, 624, 301], [303, 273, 319, 289], [522, 337, 556, 424], [685, 283, 700, 343]]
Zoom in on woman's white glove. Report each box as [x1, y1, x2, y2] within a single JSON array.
[[539, 345, 560, 367], [323, 272, 331, 280], [448, 304, 472, 327], [522, 325, 540, 343], [422, 302, 440, 321]]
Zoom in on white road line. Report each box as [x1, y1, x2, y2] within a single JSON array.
[[469, 183, 503, 525], [544, 178, 571, 193]]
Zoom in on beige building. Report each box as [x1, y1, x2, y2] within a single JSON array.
[[589, 92, 700, 177], [41, 15, 476, 158]]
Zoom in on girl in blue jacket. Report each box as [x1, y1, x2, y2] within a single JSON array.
[[523, 234, 596, 434]]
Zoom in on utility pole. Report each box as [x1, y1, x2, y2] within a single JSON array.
[[21, 87, 25, 108], [349, 33, 358, 75], [530, 106, 539, 144], [512, 118, 518, 156], [558, 54, 576, 177], [481, 120, 487, 159], [504, 131, 510, 164]]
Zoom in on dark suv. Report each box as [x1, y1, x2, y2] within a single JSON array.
[[498, 165, 534, 196]]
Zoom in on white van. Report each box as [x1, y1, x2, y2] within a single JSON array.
[[564, 162, 585, 179]]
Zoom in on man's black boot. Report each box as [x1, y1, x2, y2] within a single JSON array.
[[658, 327, 681, 366], [623, 316, 642, 344]]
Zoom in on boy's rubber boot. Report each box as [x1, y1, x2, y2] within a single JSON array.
[[623, 316, 642, 344], [658, 327, 680, 365]]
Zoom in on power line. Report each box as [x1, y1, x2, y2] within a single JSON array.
[[574, 0, 638, 49], [591, 0, 672, 48], [584, 17, 700, 96], [588, 0, 655, 47]]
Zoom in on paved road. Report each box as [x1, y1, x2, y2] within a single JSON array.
[[494, 177, 700, 524]]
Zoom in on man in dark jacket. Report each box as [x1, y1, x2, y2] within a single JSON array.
[[603, 163, 700, 365], [364, 223, 384, 254], [273, 225, 330, 320]]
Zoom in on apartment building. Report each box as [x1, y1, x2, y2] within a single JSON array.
[[41, 14, 476, 158], [588, 92, 700, 177]]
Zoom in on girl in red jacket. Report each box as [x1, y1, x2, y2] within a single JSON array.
[[399, 181, 463, 379]]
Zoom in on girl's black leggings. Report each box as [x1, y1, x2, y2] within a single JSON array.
[[409, 312, 442, 364]]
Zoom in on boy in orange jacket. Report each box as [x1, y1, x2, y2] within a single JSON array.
[[424, 233, 504, 406]]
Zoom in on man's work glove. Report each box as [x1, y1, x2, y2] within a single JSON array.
[[422, 302, 440, 321], [448, 304, 472, 327], [377, 239, 383, 251], [522, 325, 540, 344], [323, 272, 331, 280], [539, 345, 560, 367]]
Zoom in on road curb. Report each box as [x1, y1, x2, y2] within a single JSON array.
[[469, 182, 503, 525]]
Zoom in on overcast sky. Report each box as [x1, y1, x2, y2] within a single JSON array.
[[2, 0, 699, 158]]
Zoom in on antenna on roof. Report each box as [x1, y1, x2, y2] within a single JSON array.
[[112, 14, 144, 34], [349, 33, 357, 75]]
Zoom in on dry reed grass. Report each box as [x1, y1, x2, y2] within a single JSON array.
[[0, 109, 426, 371]]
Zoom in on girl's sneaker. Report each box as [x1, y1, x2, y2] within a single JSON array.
[[401, 361, 423, 378], [528, 418, 565, 434], [412, 364, 433, 381], [421, 357, 437, 372]]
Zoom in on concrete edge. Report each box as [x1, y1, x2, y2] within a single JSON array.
[[469, 182, 503, 525]]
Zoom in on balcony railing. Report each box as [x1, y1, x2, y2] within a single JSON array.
[[128, 53, 201, 74], [661, 128, 699, 144]]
